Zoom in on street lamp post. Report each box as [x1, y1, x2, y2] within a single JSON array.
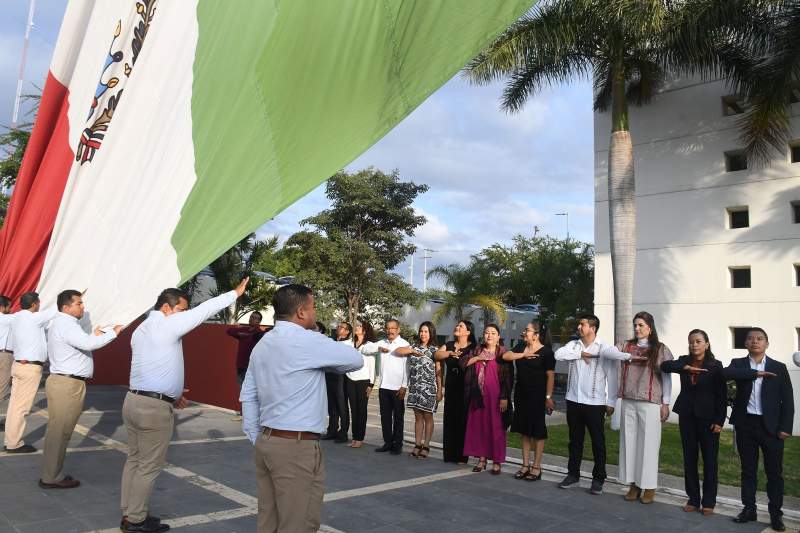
[[555, 212, 569, 240]]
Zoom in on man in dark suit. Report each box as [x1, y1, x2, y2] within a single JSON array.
[[724, 327, 794, 532]]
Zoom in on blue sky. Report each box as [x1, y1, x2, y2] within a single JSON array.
[[1, 1, 595, 288]]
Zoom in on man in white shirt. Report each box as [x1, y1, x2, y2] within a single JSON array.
[[554, 313, 636, 494], [0, 295, 14, 432], [374, 319, 409, 455], [4, 291, 57, 453], [119, 278, 248, 533], [240, 284, 362, 532], [39, 289, 121, 489]]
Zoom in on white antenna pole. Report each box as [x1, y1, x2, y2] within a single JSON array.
[[408, 254, 414, 287], [11, 0, 36, 128]]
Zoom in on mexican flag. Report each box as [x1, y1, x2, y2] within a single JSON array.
[[0, 0, 532, 325]]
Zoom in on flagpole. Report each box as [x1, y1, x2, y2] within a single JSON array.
[[11, 0, 36, 129]]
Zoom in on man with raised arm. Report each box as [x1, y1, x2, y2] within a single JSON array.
[[119, 278, 249, 533]]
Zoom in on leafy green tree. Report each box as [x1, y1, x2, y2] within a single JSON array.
[[464, 0, 726, 342], [0, 194, 8, 227], [0, 91, 40, 188], [284, 168, 427, 324], [182, 233, 279, 323], [475, 233, 594, 339]]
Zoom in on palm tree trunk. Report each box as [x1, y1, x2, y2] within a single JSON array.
[[608, 131, 635, 343]]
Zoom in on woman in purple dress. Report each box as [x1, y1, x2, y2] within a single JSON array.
[[461, 323, 514, 475]]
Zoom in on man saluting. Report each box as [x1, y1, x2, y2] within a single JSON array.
[[119, 278, 249, 533]]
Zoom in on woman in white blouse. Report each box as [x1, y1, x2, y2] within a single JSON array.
[[346, 321, 378, 448]]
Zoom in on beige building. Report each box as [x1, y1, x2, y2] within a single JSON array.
[[593, 77, 800, 432]]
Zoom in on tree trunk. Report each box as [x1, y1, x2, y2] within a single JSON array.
[[608, 130, 635, 344], [347, 294, 359, 326]]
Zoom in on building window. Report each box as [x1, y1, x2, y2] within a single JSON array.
[[722, 95, 746, 116], [791, 141, 800, 163], [795, 264, 800, 286], [725, 150, 748, 172], [731, 327, 750, 349], [792, 201, 800, 224], [730, 266, 751, 288], [727, 206, 749, 229], [797, 327, 800, 350]]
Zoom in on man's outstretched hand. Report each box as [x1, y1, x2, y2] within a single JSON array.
[[235, 277, 250, 297]]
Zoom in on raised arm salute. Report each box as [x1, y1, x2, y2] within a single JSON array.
[[40, 290, 122, 490], [119, 278, 248, 533]]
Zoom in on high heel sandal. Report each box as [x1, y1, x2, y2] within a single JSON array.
[[490, 463, 502, 476], [514, 466, 530, 480], [410, 444, 422, 458], [472, 459, 487, 472], [525, 464, 542, 481], [417, 446, 430, 459]]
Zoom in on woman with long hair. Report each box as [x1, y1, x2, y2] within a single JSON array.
[[504, 321, 555, 481], [461, 324, 514, 475], [395, 321, 442, 458], [435, 320, 477, 463], [345, 321, 378, 448], [617, 311, 674, 504], [661, 330, 726, 515]]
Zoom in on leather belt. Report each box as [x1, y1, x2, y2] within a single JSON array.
[[16, 360, 44, 366], [130, 389, 176, 404], [53, 373, 88, 381], [0, 349, 13, 354], [262, 427, 320, 441]]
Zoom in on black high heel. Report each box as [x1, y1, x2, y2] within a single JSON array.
[[472, 459, 487, 472]]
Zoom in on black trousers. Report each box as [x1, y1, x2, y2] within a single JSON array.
[[736, 414, 784, 517], [325, 373, 348, 437], [566, 400, 607, 481], [345, 377, 370, 441], [378, 387, 405, 449], [679, 415, 720, 508]]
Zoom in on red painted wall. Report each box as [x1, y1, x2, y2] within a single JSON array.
[[91, 322, 241, 410]]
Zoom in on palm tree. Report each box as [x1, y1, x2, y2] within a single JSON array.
[[464, 0, 722, 342], [427, 263, 507, 326]]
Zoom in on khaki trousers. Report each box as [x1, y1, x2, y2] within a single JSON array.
[[619, 399, 662, 489], [120, 392, 174, 522], [0, 350, 13, 403], [255, 431, 325, 533], [41, 374, 86, 482], [4, 362, 43, 449]]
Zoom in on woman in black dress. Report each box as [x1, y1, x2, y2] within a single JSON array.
[[503, 321, 555, 481], [435, 320, 476, 464], [660, 329, 726, 515]]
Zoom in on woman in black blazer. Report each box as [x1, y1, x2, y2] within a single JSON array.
[[661, 329, 726, 515]]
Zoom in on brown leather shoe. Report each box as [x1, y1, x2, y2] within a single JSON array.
[[624, 484, 641, 501], [683, 503, 698, 513], [640, 489, 656, 504], [700, 508, 714, 516], [38, 475, 80, 489]]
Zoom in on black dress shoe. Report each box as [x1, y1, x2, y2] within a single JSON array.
[[120, 516, 170, 532], [334, 436, 349, 444], [321, 433, 336, 440], [732, 509, 757, 523], [121, 516, 161, 529], [4, 444, 36, 454], [389, 447, 402, 455], [375, 444, 391, 452], [770, 516, 786, 532]]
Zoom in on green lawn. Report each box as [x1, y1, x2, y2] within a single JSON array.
[[507, 422, 800, 497]]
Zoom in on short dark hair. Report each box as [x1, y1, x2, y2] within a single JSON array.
[[316, 321, 327, 335], [746, 327, 768, 342], [577, 313, 600, 332], [250, 310, 263, 319], [57, 290, 82, 311], [385, 318, 400, 328], [0, 295, 10, 308], [272, 284, 313, 320], [20, 291, 39, 310], [154, 288, 190, 310]]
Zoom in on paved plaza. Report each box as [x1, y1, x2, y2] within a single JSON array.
[[0, 385, 795, 532]]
